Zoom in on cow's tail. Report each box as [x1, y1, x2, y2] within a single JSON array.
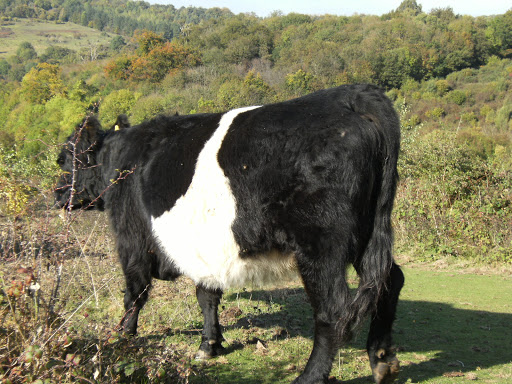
[[338, 85, 401, 340]]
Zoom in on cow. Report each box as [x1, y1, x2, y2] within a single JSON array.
[[55, 84, 404, 384]]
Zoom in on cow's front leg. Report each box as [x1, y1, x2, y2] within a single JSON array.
[[195, 285, 225, 360]]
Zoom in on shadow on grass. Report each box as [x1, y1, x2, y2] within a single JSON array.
[[216, 288, 512, 384], [68, 287, 509, 383]]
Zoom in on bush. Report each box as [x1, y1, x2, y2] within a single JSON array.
[[395, 129, 512, 263], [435, 79, 451, 96], [130, 94, 166, 124], [445, 89, 467, 105], [425, 107, 446, 119], [99, 89, 141, 126]]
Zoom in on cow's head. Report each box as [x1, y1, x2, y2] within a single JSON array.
[[54, 115, 106, 211]]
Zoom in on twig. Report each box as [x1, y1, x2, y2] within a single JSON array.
[[71, 221, 99, 307], [48, 263, 63, 315], [43, 276, 116, 347]]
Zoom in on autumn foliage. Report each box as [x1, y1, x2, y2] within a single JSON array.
[[105, 30, 200, 82]]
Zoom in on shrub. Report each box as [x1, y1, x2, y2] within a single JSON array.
[[495, 99, 512, 131], [130, 94, 166, 124], [425, 107, 446, 119], [395, 129, 512, 263], [435, 79, 451, 96], [445, 90, 467, 105], [99, 89, 141, 127]]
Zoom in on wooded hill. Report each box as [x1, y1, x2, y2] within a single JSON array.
[[0, 0, 511, 263], [0, 0, 234, 38]]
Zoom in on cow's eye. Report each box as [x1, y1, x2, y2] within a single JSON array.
[[57, 154, 65, 166]]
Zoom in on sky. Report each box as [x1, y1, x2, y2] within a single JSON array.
[[149, 0, 511, 17]]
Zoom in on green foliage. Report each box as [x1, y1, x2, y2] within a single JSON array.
[[396, 128, 511, 262], [99, 89, 141, 126], [68, 80, 97, 103], [0, 58, 10, 77], [216, 78, 249, 110], [20, 63, 67, 104], [396, 0, 423, 15], [435, 79, 451, 96], [40, 46, 75, 64], [44, 96, 88, 142], [130, 94, 166, 124], [0, 1, 511, 266], [0, 145, 59, 216], [16, 41, 37, 60], [495, 98, 512, 131], [285, 69, 315, 96], [485, 10, 512, 55], [445, 89, 467, 105], [110, 35, 125, 52], [243, 70, 275, 104], [425, 107, 446, 119]]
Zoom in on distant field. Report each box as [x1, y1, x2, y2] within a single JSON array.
[[0, 19, 114, 59]]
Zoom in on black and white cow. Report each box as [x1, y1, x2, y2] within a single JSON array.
[[55, 84, 404, 384]]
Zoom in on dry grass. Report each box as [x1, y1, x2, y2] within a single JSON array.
[[1, 199, 511, 383]]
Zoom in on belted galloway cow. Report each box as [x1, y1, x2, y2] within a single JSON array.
[[55, 84, 404, 384]]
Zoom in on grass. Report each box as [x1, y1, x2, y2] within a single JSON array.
[[1, 209, 511, 383], [0, 19, 114, 59]]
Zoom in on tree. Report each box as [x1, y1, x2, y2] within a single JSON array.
[[40, 46, 75, 63], [133, 29, 166, 55], [396, 0, 422, 16], [16, 42, 38, 61], [99, 89, 141, 126], [285, 69, 315, 96], [486, 11, 512, 56], [142, 42, 200, 81], [0, 59, 10, 78], [20, 63, 67, 104], [110, 35, 126, 52], [105, 41, 200, 82], [104, 55, 133, 80]]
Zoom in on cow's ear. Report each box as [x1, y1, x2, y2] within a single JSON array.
[[77, 115, 102, 141], [112, 114, 130, 131]]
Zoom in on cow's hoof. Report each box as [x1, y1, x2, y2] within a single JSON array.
[[195, 349, 213, 360], [372, 349, 400, 384], [195, 342, 225, 360]]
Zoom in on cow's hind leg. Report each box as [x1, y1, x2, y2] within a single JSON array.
[[293, 242, 351, 384], [366, 263, 404, 384], [195, 285, 225, 360]]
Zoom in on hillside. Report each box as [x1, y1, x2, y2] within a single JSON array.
[[0, 1, 511, 382], [0, 0, 233, 38], [0, 19, 114, 59], [0, 1, 511, 261]]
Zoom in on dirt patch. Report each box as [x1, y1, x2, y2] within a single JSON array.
[[220, 306, 243, 324], [0, 27, 14, 38]]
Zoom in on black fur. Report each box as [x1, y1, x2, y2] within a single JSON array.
[[55, 85, 403, 384]]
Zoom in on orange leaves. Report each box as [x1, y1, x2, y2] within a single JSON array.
[[104, 30, 200, 83]]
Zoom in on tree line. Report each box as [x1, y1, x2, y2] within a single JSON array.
[[0, 0, 234, 38], [0, 0, 511, 263]]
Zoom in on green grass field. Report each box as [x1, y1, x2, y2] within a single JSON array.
[[0, 19, 114, 59], [1, 211, 511, 383]]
